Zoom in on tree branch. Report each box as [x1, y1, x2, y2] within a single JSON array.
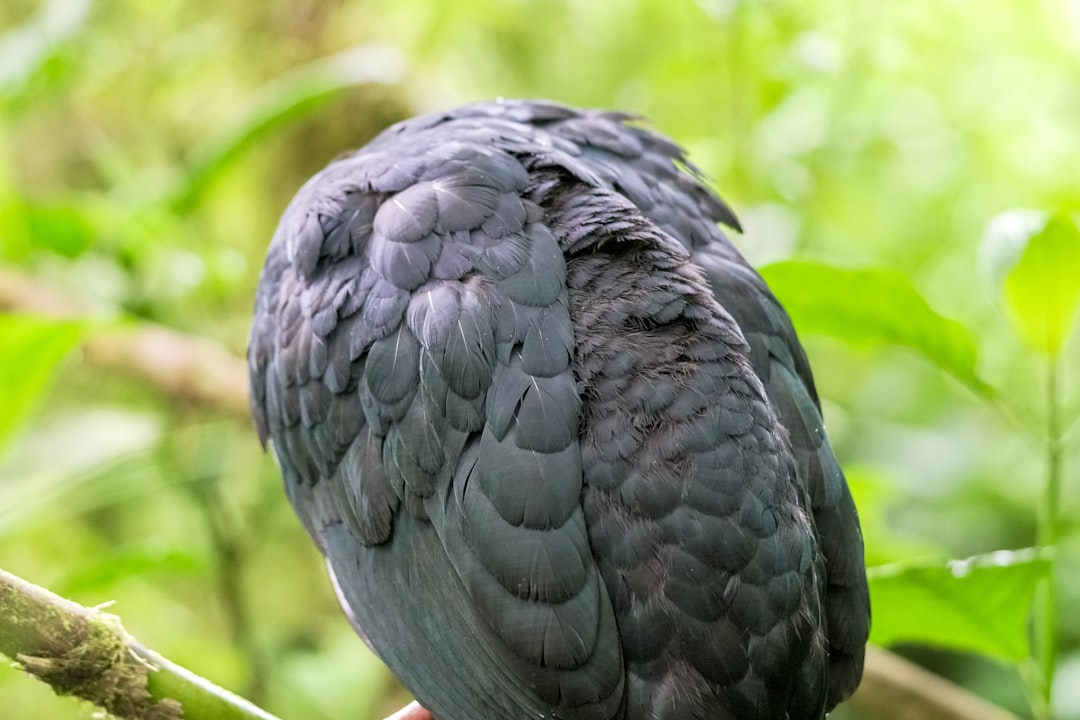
[[0, 566, 281, 720], [0, 267, 249, 417], [850, 645, 1020, 720], [0, 265, 1020, 720]]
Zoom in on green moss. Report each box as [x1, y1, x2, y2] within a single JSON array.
[[2, 570, 183, 719]]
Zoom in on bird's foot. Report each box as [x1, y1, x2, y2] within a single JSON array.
[[384, 701, 433, 720]]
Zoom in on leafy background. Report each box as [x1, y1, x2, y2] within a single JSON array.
[[2, 0, 1079, 718]]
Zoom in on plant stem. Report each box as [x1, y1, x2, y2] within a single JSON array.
[[1033, 355, 1062, 720], [198, 486, 270, 704]]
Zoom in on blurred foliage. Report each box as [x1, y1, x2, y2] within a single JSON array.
[[0, 314, 83, 452], [1, 0, 1079, 718]]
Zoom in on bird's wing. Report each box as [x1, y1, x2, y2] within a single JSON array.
[[248, 129, 624, 719], [683, 243, 870, 707], [547, 183, 831, 719], [531, 107, 870, 709]]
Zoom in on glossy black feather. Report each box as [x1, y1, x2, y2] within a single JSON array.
[[249, 99, 869, 720]]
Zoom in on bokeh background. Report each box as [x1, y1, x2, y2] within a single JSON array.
[[2, 1, 1079, 718]]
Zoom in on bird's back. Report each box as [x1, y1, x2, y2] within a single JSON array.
[[248, 99, 869, 720]]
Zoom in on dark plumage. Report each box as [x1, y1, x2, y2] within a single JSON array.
[[248, 99, 869, 720]]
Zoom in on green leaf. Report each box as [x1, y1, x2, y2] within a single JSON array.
[[759, 260, 990, 397], [170, 45, 407, 211], [23, 199, 98, 257], [989, 212, 1080, 357], [0, 314, 84, 453], [60, 547, 206, 595], [868, 548, 1049, 662], [978, 208, 1047, 292]]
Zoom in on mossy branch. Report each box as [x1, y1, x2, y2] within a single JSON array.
[[0, 567, 280, 720]]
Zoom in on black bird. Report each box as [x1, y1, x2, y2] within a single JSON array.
[[248, 99, 869, 720]]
